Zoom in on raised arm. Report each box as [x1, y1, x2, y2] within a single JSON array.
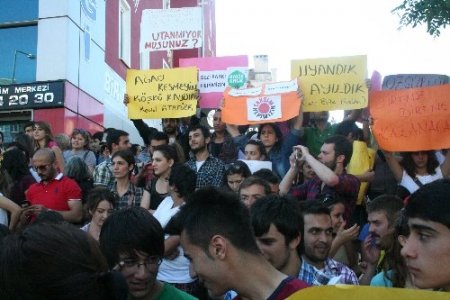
[[440, 149, 450, 178], [297, 145, 340, 186], [279, 151, 300, 195], [383, 151, 404, 182]]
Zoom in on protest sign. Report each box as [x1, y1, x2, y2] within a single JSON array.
[[288, 285, 449, 300], [382, 74, 449, 90], [126, 67, 198, 119], [221, 79, 301, 125], [291, 55, 368, 112], [179, 55, 248, 108], [239, 160, 273, 174], [370, 84, 450, 151], [140, 7, 203, 52]]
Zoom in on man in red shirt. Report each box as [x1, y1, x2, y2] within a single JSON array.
[[26, 148, 82, 223]]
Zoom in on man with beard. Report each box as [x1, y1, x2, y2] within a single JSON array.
[[25, 148, 82, 223], [185, 124, 225, 188], [298, 201, 359, 285], [209, 109, 238, 164], [359, 195, 403, 285], [280, 135, 360, 223]]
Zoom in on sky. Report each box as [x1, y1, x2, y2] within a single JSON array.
[[215, 0, 450, 82]]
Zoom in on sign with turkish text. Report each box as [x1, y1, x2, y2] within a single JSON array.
[[222, 79, 301, 125], [0, 80, 65, 111], [370, 84, 450, 151], [291, 55, 368, 112], [140, 7, 203, 52], [382, 74, 449, 90], [126, 67, 198, 119], [179, 55, 248, 108]]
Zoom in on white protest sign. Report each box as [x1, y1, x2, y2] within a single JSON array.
[[247, 95, 282, 121], [239, 159, 273, 174], [140, 7, 203, 52]]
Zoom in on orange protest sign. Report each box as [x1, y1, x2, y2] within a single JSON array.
[[221, 79, 301, 125], [370, 84, 450, 152]]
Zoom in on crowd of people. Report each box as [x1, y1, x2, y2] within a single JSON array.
[[0, 100, 449, 299]]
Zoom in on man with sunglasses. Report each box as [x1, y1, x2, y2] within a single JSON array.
[[25, 148, 82, 223], [100, 207, 196, 300]]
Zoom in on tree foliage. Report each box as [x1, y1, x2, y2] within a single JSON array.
[[393, 0, 450, 37]]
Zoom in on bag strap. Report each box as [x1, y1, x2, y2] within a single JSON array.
[[413, 177, 424, 188]]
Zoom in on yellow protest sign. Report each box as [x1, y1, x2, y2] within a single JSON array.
[[288, 285, 448, 300], [126, 67, 198, 119], [291, 55, 368, 112]]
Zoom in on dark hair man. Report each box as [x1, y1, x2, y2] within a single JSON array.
[[185, 124, 225, 188], [401, 179, 450, 292], [359, 194, 403, 285], [23, 121, 35, 137], [298, 202, 359, 285], [93, 129, 131, 187], [100, 207, 195, 299], [280, 135, 360, 224], [250, 195, 303, 277], [178, 187, 308, 300], [238, 176, 271, 208]]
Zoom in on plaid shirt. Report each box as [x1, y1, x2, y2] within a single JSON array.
[[290, 172, 360, 222], [109, 182, 144, 210], [298, 257, 359, 286], [185, 155, 225, 188], [93, 157, 114, 187]]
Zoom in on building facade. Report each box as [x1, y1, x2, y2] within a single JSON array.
[[0, 0, 216, 144]]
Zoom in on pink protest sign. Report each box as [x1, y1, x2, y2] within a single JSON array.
[[179, 55, 248, 108]]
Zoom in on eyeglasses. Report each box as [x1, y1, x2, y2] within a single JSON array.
[[115, 255, 162, 272], [34, 164, 51, 172]]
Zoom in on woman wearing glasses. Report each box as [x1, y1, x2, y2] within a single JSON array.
[[140, 145, 178, 212], [224, 160, 251, 193], [63, 128, 97, 174], [33, 121, 65, 172]]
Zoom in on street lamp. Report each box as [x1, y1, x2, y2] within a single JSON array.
[[11, 50, 36, 83]]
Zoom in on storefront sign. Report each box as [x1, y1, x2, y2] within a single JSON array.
[[0, 80, 65, 110]]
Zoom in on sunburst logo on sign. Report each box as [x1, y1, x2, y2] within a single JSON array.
[[253, 97, 275, 119], [247, 95, 282, 121]]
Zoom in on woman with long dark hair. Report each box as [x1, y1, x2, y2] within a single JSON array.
[[384, 149, 450, 194], [33, 121, 65, 172], [140, 144, 178, 212], [1, 148, 36, 206]]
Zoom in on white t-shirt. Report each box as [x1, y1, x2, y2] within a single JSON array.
[[153, 196, 193, 283], [0, 192, 9, 226], [400, 166, 443, 194]]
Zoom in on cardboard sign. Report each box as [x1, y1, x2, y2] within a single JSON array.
[[287, 285, 449, 300], [221, 79, 301, 125], [239, 159, 273, 174], [140, 7, 203, 52], [126, 67, 198, 119], [179, 55, 248, 108], [291, 55, 368, 112], [370, 84, 450, 151], [382, 74, 449, 90]]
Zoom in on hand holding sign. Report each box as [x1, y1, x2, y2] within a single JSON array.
[[221, 79, 301, 125]]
